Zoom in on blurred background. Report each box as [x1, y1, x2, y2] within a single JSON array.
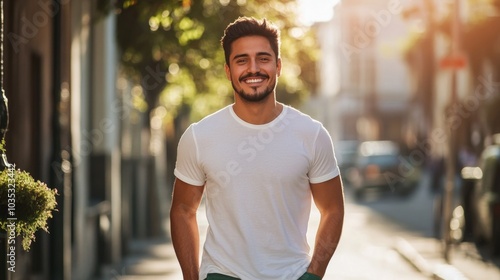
[[1, 0, 500, 279]]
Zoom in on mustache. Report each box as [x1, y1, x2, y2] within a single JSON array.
[[239, 73, 269, 82]]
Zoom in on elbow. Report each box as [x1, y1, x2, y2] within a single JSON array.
[[170, 203, 197, 222]]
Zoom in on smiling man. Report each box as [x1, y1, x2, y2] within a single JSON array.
[[228, 35, 277, 103], [170, 17, 344, 280]]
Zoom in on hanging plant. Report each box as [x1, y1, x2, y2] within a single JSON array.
[[0, 140, 57, 251]]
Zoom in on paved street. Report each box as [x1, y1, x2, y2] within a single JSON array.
[[103, 187, 426, 278], [315, 193, 429, 280], [349, 170, 500, 280], [102, 171, 500, 280], [107, 197, 427, 280]]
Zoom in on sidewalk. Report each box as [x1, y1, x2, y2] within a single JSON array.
[[395, 235, 500, 280], [101, 238, 183, 279], [103, 207, 210, 280]]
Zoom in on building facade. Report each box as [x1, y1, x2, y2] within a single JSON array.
[[315, 0, 414, 149], [2, 0, 168, 279]]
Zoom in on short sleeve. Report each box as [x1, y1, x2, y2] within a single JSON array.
[[174, 125, 206, 186], [308, 125, 340, 184]]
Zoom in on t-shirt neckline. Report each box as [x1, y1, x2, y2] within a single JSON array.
[[229, 104, 288, 129]]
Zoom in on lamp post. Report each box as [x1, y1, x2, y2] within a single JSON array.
[[442, 0, 462, 261]]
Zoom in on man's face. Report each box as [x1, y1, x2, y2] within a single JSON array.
[[225, 35, 281, 103]]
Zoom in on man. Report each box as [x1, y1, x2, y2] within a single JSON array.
[[170, 17, 344, 280]]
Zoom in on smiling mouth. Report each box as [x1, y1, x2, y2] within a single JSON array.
[[244, 78, 265, 84], [241, 73, 269, 85]]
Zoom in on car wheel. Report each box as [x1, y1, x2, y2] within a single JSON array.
[[354, 189, 364, 200], [473, 208, 487, 247], [397, 182, 417, 198]]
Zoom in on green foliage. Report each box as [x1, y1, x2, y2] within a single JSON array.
[[109, 0, 319, 123], [0, 138, 5, 153], [467, 0, 500, 24], [0, 168, 58, 250]]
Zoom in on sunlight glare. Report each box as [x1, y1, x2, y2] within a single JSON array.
[[297, 0, 340, 26]]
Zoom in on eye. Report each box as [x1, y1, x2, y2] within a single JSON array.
[[259, 57, 270, 62], [236, 58, 247, 64]]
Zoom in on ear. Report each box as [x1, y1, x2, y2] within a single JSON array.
[[276, 58, 282, 77], [224, 63, 231, 80]]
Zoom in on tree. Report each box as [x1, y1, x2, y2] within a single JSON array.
[[461, 0, 500, 138], [402, 0, 500, 147], [103, 0, 318, 122], [101, 0, 320, 186]]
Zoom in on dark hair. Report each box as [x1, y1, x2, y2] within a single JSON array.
[[221, 17, 281, 66]]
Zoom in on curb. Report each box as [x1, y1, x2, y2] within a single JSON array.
[[394, 237, 469, 280]]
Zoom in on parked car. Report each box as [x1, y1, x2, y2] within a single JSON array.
[[469, 134, 500, 256], [348, 140, 418, 199]]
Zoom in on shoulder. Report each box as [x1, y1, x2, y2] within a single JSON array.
[[189, 105, 232, 133], [178, 106, 231, 143], [283, 105, 323, 133], [196, 105, 231, 125]]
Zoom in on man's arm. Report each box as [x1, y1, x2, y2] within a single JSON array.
[[307, 175, 345, 278], [170, 178, 205, 280]]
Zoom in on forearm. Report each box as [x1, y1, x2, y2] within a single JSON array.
[[307, 211, 344, 278], [170, 207, 200, 280]]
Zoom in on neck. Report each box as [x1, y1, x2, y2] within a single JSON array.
[[232, 98, 283, 125]]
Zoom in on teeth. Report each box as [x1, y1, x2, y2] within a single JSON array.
[[246, 78, 263, 84]]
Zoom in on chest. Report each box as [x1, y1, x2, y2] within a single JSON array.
[[199, 128, 312, 184]]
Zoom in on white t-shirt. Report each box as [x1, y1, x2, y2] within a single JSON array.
[[174, 104, 339, 280]]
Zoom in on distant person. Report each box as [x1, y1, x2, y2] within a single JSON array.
[[170, 17, 344, 280], [429, 155, 445, 239]]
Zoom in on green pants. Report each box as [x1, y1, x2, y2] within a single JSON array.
[[205, 273, 240, 280], [205, 272, 321, 280], [299, 272, 322, 280]]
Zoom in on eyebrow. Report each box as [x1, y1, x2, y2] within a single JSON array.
[[232, 52, 273, 61]]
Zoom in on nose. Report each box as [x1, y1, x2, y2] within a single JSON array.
[[248, 58, 260, 74]]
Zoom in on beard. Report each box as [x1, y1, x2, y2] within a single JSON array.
[[234, 83, 275, 102], [231, 73, 276, 103]]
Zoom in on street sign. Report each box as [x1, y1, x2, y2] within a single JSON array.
[[439, 53, 468, 69]]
